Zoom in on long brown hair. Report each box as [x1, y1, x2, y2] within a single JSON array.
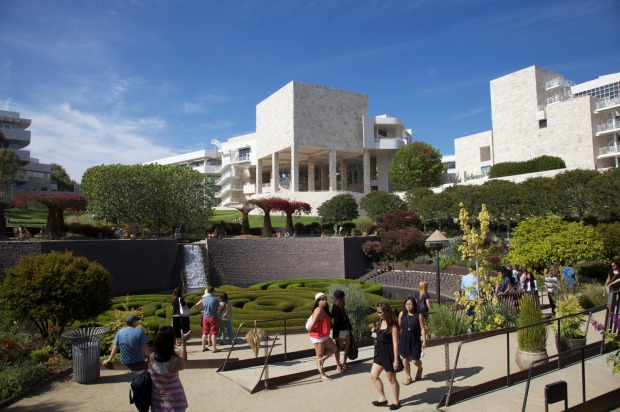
[[154, 326, 176, 362], [376, 302, 399, 331]]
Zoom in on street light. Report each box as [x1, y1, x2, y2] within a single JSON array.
[[425, 230, 449, 304]]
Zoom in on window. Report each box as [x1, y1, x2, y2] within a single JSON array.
[[481, 166, 491, 175], [539, 119, 547, 129], [377, 129, 387, 137], [443, 161, 456, 169], [480, 146, 491, 162]]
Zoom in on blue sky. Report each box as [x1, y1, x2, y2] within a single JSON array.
[[1, 0, 619, 182]]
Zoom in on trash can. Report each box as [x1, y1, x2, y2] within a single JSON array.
[[62, 327, 110, 384]]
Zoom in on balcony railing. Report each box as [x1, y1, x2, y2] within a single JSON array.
[[546, 89, 573, 105], [545, 77, 575, 90], [595, 96, 620, 112], [598, 144, 620, 157], [597, 119, 620, 135]]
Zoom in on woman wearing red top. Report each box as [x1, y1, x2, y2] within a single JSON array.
[[307, 292, 337, 381]]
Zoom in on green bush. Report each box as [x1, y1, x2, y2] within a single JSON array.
[[142, 302, 161, 317], [426, 303, 469, 339], [488, 155, 565, 178], [478, 303, 518, 332], [517, 296, 547, 352], [0, 363, 49, 400], [65, 222, 115, 238], [553, 294, 586, 339], [578, 283, 606, 309], [154, 309, 166, 318]]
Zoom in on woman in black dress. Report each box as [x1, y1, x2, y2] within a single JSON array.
[[331, 290, 352, 372], [171, 287, 190, 346], [398, 296, 427, 385], [369, 302, 402, 410]]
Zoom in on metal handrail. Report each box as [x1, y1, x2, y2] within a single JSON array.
[[444, 305, 607, 407], [258, 332, 282, 390], [521, 341, 601, 411]]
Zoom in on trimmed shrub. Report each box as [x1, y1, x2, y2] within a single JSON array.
[[0, 363, 49, 401], [488, 155, 565, 178]]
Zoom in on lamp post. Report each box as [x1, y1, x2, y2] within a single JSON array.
[[425, 230, 449, 304]]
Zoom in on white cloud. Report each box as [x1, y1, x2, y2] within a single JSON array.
[[24, 103, 182, 182]]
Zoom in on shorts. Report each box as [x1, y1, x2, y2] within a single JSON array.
[[202, 317, 220, 335], [337, 330, 349, 340], [309, 335, 330, 344]]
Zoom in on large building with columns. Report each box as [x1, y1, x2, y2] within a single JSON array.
[[148, 81, 412, 209]]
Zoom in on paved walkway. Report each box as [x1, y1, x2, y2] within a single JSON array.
[[6, 310, 618, 412]]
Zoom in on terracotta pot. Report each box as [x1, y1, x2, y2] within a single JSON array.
[[515, 348, 548, 371]]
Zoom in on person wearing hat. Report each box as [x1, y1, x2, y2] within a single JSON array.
[[331, 290, 352, 373], [307, 292, 337, 381], [101, 314, 149, 370]]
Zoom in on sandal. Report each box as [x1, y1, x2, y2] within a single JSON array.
[[320, 374, 332, 381], [415, 368, 423, 381], [371, 400, 388, 406], [402, 377, 412, 385], [212, 349, 221, 353], [389, 403, 401, 410]]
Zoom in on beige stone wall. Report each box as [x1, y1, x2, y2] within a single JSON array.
[[256, 82, 295, 159], [454, 130, 492, 179]]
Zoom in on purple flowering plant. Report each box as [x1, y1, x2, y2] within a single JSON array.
[[589, 313, 620, 374]]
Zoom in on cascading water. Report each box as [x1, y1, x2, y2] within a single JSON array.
[[183, 243, 208, 293]]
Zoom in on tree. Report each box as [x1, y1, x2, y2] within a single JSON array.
[[404, 187, 433, 212], [553, 169, 599, 221], [317, 194, 359, 227], [50, 163, 76, 192], [233, 204, 254, 235], [508, 215, 605, 274], [415, 191, 454, 231], [14, 193, 87, 238], [360, 191, 406, 220], [481, 180, 523, 236], [519, 176, 560, 219], [245, 198, 283, 236], [81, 164, 214, 233], [588, 168, 620, 223], [274, 199, 312, 234], [388, 142, 445, 191], [595, 223, 620, 260], [0, 251, 113, 338], [372, 210, 426, 262]]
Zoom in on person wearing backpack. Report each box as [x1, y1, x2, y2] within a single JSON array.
[[149, 326, 190, 412]]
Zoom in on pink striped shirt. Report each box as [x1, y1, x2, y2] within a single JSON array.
[[150, 356, 188, 412]]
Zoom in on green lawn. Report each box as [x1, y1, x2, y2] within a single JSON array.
[[5, 207, 323, 229]]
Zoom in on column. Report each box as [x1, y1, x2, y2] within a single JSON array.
[[271, 152, 279, 193], [340, 159, 347, 191], [321, 164, 328, 190], [255, 159, 262, 194], [329, 149, 337, 191], [291, 144, 299, 192], [363, 150, 371, 193], [308, 157, 315, 191]]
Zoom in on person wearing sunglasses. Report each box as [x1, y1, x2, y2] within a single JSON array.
[[369, 302, 402, 410]]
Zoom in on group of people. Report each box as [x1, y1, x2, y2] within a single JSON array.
[[306, 285, 429, 410], [102, 285, 235, 412]]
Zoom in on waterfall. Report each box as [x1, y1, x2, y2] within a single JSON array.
[[183, 243, 208, 292]]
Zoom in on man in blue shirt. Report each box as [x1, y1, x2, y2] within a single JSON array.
[[196, 286, 221, 353], [563, 263, 576, 289], [102, 314, 149, 370]]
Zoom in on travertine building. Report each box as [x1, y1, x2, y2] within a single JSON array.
[[453, 66, 620, 185], [150, 81, 412, 209]]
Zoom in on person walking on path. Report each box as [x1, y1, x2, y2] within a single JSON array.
[[149, 326, 190, 412], [171, 287, 190, 346], [544, 272, 558, 315], [416, 281, 431, 319], [605, 260, 620, 310], [369, 302, 402, 410], [101, 314, 149, 370], [195, 286, 221, 353], [398, 297, 426, 386], [563, 262, 577, 289], [331, 289, 352, 373], [307, 292, 337, 381], [218, 292, 234, 345]]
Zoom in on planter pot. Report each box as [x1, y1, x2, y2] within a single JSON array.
[[515, 348, 548, 371], [555, 336, 586, 354]]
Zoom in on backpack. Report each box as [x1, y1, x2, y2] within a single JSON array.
[[129, 370, 152, 412]]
